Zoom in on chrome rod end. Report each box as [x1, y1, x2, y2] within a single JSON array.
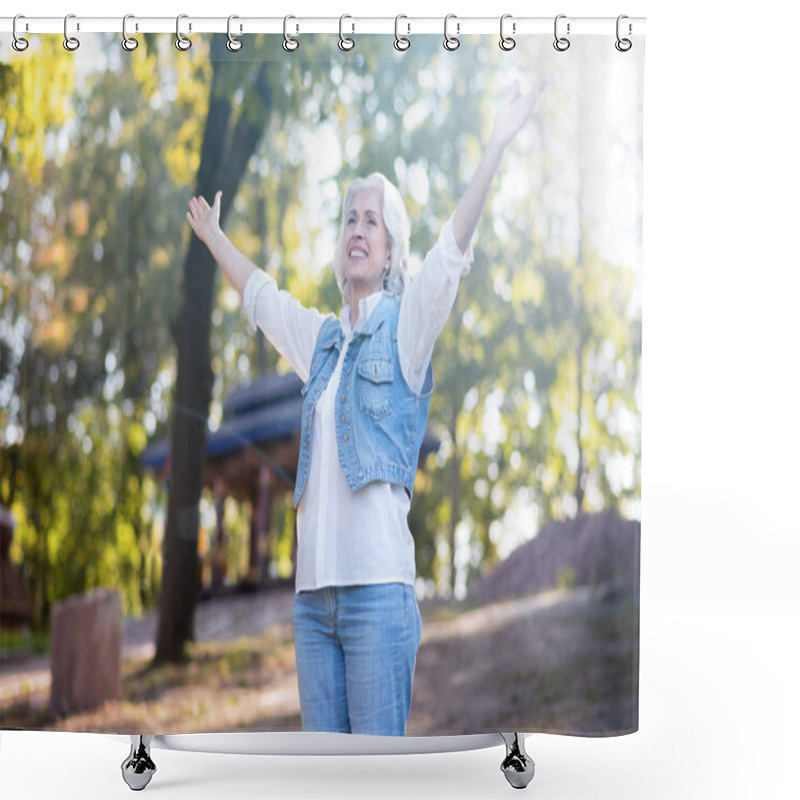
[[121, 736, 157, 791], [500, 733, 535, 790]]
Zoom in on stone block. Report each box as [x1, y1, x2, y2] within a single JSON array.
[[49, 588, 123, 719]]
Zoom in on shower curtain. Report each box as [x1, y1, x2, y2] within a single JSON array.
[[0, 21, 643, 740]]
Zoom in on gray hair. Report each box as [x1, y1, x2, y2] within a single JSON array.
[[332, 173, 411, 306]]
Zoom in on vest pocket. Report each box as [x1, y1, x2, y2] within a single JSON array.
[[357, 358, 394, 420]]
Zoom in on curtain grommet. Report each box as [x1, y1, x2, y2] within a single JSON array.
[[121, 14, 139, 51], [339, 15, 355, 51], [12, 14, 29, 51], [63, 13, 80, 51], [175, 14, 192, 51], [283, 15, 299, 51], [499, 14, 516, 51], [553, 14, 570, 52], [394, 15, 410, 51], [444, 14, 460, 51], [226, 15, 243, 52]]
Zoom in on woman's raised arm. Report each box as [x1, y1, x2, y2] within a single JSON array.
[[187, 190, 327, 382], [451, 80, 544, 255], [186, 191, 256, 296]]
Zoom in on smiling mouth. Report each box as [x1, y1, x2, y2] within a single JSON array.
[[348, 247, 368, 259]]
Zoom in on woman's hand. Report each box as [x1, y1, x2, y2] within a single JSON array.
[[186, 191, 222, 245], [489, 79, 546, 150], [184, 190, 256, 294], [451, 79, 546, 256]]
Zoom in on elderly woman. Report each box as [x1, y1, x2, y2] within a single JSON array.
[[186, 82, 540, 736]]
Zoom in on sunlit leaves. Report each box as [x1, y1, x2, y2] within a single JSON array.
[[0, 38, 75, 181]]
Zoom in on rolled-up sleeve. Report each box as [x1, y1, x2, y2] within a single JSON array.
[[241, 269, 328, 383], [398, 215, 474, 395]]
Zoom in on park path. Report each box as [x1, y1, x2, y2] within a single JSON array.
[[2, 584, 635, 737], [1, 587, 568, 710]]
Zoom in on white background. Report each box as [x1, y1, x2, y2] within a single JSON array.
[[2, 1, 799, 798]]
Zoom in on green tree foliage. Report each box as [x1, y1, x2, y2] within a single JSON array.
[[0, 37, 75, 182], [1, 35, 206, 625]]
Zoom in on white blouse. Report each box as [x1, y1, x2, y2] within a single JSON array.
[[242, 216, 472, 592]]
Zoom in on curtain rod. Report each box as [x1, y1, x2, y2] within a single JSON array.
[[1, 16, 646, 37]]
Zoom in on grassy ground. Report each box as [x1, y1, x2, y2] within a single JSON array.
[[0, 585, 637, 736]]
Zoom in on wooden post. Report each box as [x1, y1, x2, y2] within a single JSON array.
[[211, 477, 227, 594], [247, 465, 273, 586], [247, 487, 259, 586], [257, 465, 273, 583]]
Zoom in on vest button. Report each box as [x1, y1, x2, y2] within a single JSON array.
[[340, 394, 345, 402], [343, 434, 348, 441], [340, 416, 345, 423]]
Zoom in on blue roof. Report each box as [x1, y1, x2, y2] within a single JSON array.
[[222, 372, 304, 418], [142, 384, 301, 472], [141, 371, 439, 474]]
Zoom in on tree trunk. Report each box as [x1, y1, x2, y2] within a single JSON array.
[[155, 40, 274, 664]]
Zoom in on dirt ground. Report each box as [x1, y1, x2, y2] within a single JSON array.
[[0, 582, 637, 736]]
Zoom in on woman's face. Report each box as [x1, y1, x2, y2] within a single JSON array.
[[342, 186, 391, 300]]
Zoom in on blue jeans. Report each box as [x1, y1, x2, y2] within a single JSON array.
[[292, 583, 422, 736]]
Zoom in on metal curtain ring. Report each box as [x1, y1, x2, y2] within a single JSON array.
[[443, 14, 460, 51], [12, 14, 29, 52], [121, 14, 138, 51], [63, 13, 80, 51], [394, 15, 410, 51], [615, 14, 632, 52], [499, 14, 515, 51], [553, 14, 570, 51], [283, 15, 299, 51], [339, 15, 355, 51], [227, 15, 242, 51], [175, 14, 192, 51]]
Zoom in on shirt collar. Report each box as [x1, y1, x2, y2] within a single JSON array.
[[340, 290, 384, 338]]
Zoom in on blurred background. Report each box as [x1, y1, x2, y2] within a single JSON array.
[[1, 31, 641, 736]]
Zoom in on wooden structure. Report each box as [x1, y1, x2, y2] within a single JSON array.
[[142, 372, 438, 594], [0, 504, 34, 629]]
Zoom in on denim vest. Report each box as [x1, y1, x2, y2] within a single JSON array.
[[293, 294, 433, 508]]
